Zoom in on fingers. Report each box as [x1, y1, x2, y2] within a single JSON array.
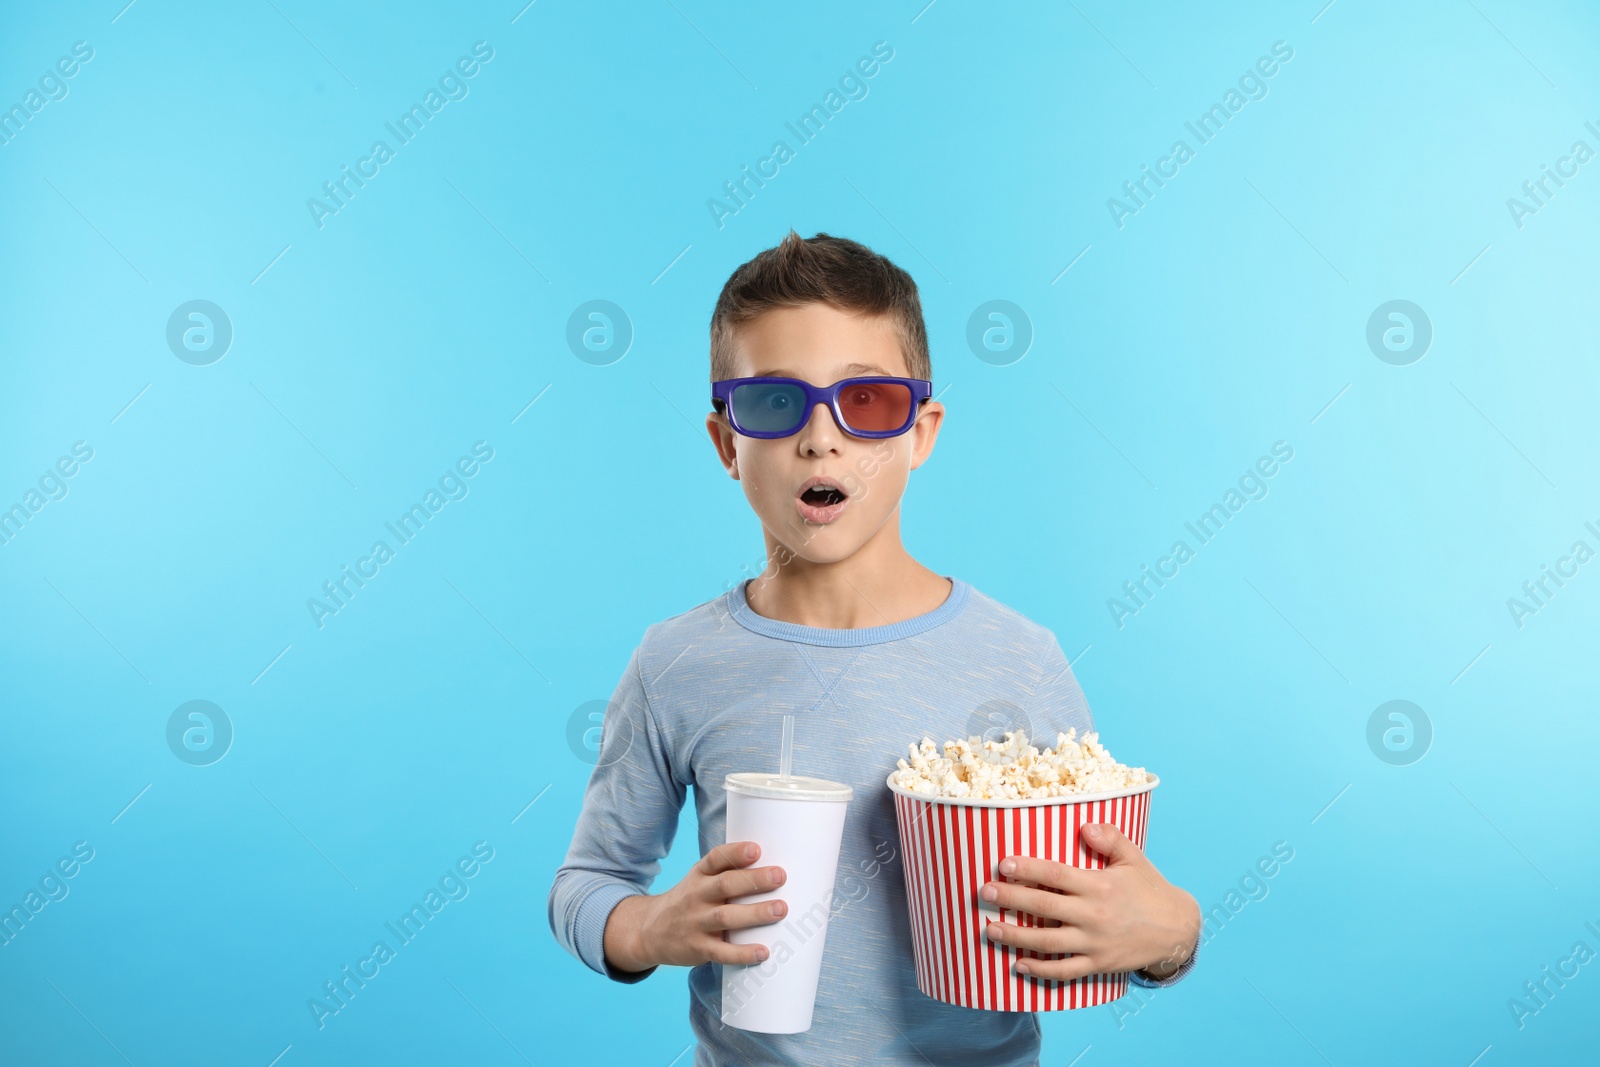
[[703, 898, 788, 935], [996, 855, 1091, 894], [984, 918, 1088, 956], [704, 936, 771, 966], [1014, 950, 1105, 983], [1082, 823, 1143, 865], [713, 864, 785, 902], [699, 841, 759, 877], [981, 880, 1083, 925]]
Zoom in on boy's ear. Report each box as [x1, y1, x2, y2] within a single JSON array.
[[706, 412, 740, 479], [907, 401, 944, 472]]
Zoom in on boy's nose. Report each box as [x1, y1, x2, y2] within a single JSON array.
[[797, 402, 844, 451], [805, 401, 844, 432]]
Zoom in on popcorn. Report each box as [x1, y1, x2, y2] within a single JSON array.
[[890, 728, 1152, 801]]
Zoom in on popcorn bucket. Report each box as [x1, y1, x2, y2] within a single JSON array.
[[886, 774, 1158, 1011]]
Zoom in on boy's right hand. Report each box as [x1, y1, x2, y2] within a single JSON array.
[[605, 841, 787, 972]]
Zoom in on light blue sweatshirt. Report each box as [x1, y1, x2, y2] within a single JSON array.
[[548, 576, 1199, 1066]]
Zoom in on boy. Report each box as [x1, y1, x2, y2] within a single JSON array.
[[549, 231, 1202, 1065]]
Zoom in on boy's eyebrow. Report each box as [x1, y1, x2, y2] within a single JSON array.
[[756, 361, 897, 377]]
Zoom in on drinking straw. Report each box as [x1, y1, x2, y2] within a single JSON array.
[[778, 714, 794, 780]]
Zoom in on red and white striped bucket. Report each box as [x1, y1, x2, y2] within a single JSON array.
[[887, 774, 1157, 1011]]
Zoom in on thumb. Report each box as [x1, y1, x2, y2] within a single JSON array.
[[1083, 822, 1142, 866]]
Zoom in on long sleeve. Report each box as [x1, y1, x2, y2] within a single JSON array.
[[547, 641, 688, 983], [1129, 928, 1201, 988], [1030, 630, 1200, 989]]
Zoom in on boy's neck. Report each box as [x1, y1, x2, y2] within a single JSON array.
[[742, 534, 952, 630]]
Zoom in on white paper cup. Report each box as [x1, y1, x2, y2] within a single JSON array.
[[720, 772, 853, 1034], [887, 773, 1158, 1011]]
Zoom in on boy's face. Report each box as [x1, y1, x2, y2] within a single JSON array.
[[707, 302, 944, 566]]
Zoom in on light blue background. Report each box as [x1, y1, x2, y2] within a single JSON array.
[[3, 1, 1597, 1064]]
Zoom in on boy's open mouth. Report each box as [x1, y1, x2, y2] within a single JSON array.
[[796, 477, 850, 523], [800, 486, 846, 506]]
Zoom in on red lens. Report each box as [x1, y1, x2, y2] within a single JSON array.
[[837, 380, 913, 433]]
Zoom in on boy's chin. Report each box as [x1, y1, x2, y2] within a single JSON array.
[[770, 525, 865, 565]]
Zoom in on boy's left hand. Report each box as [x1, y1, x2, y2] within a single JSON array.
[[980, 822, 1200, 981]]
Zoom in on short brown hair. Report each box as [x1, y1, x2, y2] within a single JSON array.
[[709, 230, 930, 384]]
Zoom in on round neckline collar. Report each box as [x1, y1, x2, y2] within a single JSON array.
[[726, 576, 969, 647]]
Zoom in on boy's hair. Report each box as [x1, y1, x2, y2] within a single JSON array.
[[709, 230, 931, 384]]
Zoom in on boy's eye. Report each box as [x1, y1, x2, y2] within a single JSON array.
[[764, 394, 792, 410]]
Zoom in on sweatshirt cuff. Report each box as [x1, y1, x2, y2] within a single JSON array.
[[1129, 927, 1201, 989], [573, 881, 658, 984]]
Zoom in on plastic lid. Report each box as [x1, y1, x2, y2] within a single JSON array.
[[724, 772, 853, 802]]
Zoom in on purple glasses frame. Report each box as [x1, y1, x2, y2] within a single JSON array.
[[711, 375, 933, 439]]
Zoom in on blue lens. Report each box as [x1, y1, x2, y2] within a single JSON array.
[[730, 381, 807, 433]]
